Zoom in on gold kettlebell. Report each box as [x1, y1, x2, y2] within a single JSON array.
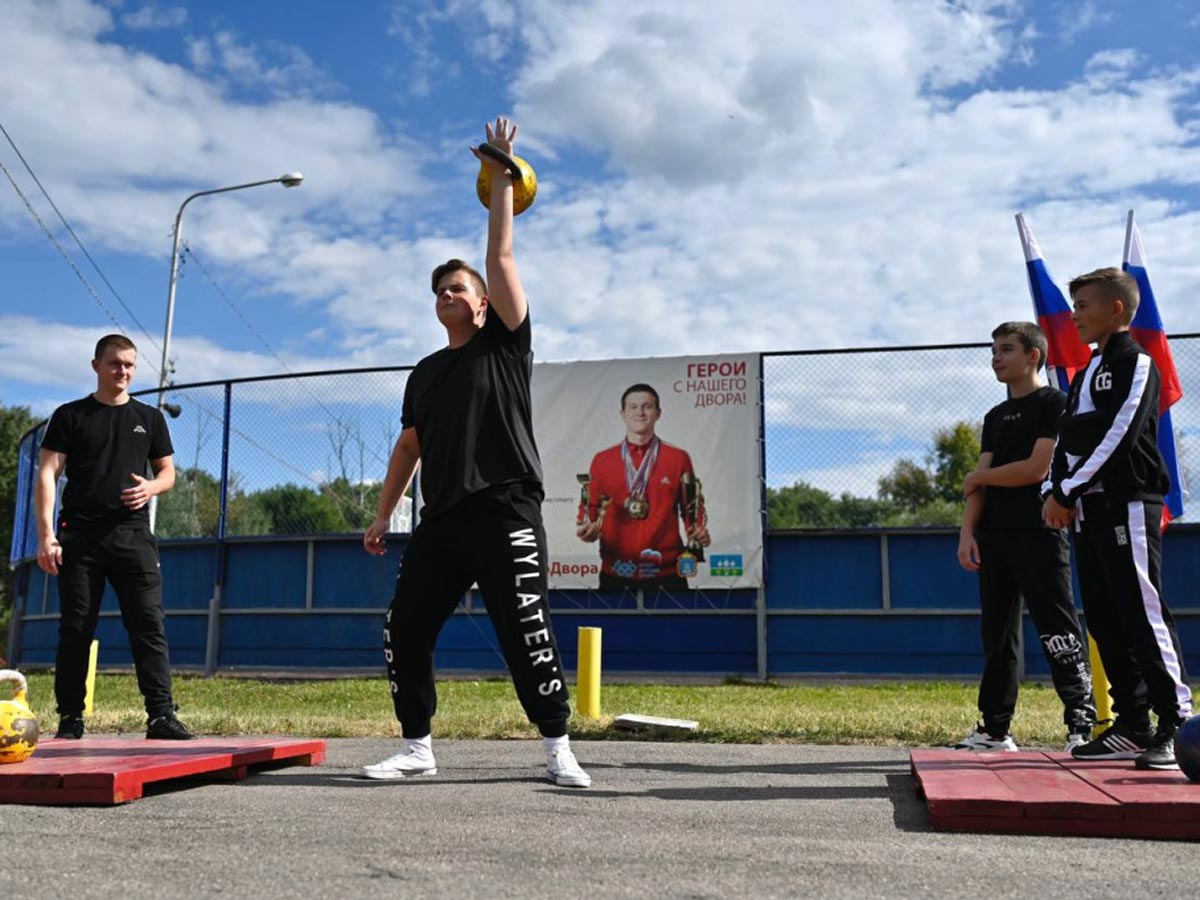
[[0, 669, 39, 764], [475, 143, 538, 216]]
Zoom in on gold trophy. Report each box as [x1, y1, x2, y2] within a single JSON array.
[[680, 472, 707, 562], [577, 474, 611, 527]]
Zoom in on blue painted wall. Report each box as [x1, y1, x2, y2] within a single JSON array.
[[11, 528, 1200, 678]]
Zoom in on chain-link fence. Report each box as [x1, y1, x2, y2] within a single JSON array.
[[763, 334, 1200, 528], [10, 336, 1200, 558]]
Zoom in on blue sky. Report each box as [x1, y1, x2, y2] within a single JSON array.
[[4, 0, 1200, 480]]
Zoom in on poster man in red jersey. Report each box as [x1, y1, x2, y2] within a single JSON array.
[[576, 383, 710, 590]]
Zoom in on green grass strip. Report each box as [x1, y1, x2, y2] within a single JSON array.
[[20, 673, 1165, 747]]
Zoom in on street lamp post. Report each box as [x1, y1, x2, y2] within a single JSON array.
[[157, 172, 304, 408], [150, 172, 303, 531]]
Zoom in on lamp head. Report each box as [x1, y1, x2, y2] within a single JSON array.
[[279, 172, 304, 188]]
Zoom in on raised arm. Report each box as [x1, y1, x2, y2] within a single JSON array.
[[471, 116, 528, 331]]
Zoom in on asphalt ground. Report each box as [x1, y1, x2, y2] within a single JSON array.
[[5, 739, 1200, 899]]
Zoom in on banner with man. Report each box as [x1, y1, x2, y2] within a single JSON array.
[[532, 353, 763, 590]]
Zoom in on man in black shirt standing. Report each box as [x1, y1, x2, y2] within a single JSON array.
[[954, 322, 1096, 751], [35, 334, 192, 740], [361, 117, 589, 787]]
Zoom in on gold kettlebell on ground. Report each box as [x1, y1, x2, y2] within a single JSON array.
[[0, 669, 39, 764], [476, 143, 538, 216]]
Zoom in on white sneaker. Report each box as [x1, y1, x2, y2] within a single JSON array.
[[546, 746, 591, 788], [951, 725, 1018, 752], [361, 741, 438, 780]]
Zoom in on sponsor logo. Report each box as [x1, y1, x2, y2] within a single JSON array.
[[660, 476, 671, 484], [1095, 371, 1112, 391], [133, 425, 147, 434], [1002, 412, 1022, 422], [709, 553, 744, 577], [1114, 525, 1128, 546], [613, 560, 637, 578]]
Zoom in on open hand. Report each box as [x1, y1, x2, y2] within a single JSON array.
[[471, 116, 518, 172]]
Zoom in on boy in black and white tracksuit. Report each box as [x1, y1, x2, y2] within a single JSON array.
[[1042, 268, 1192, 769]]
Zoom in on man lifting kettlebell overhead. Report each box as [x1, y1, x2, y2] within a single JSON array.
[[361, 117, 590, 788]]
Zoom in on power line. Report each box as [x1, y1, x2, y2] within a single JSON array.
[[0, 154, 133, 342], [0, 117, 162, 357], [181, 242, 393, 471]]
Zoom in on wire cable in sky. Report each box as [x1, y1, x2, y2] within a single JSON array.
[[0, 117, 162, 357]]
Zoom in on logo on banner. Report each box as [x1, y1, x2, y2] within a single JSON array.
[[676, 552, 697, 578], [709, 554, 744, 577], [613, 560, 637, 578]]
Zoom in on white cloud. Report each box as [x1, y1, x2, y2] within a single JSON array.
[[120, 4, 187, 30], [1058, 0, 1115, 45], [186, 31, 334, 98]]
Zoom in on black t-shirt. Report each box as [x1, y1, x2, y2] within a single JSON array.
[[41, 395, 174, 527], [402, 311, 542, 518], [978, 385, 1065, 530]]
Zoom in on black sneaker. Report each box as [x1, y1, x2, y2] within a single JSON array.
[[1135, 720, 1179, 770], [1071, 720, 1153, 760], [146, 711, 194, 740], [55, 715, 85, 739]]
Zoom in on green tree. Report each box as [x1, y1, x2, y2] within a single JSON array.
[[254, 483, 348, 535], [1, 403, 39, 638], [320, 477, 382, 531], [932, 421, 981, 502], [877, 459, 936, 512], [766, 482, 898, 529]]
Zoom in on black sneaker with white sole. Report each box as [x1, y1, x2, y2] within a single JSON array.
[[1135, 720, 1179, 770], [1070, 721, 1153, 760], [146, 711, 194, 740]]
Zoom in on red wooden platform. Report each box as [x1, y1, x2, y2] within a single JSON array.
[[0, 736, 326, 805], [912, 749, 1200, 840]]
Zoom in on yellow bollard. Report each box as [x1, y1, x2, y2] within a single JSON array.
[[576, 627, 602, 719], [84, 639, 99, 717], [1088, 633, 1113, 736]]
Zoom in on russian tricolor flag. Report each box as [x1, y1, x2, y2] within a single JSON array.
[[1015, 214, 1093, 392], [1123, 210, 1187, 525]]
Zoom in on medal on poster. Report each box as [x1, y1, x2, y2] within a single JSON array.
[[621, 437, 659, 520]]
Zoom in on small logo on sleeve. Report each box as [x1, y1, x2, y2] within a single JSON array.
[[133, 425, 147, 434]]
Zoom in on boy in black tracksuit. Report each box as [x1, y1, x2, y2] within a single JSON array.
[[955, 322, 1096, 752], [1043, 267, 1192, 769]]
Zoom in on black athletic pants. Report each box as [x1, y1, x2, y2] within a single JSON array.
[[384, 483, 571, 738], [55, 520, 175, 718], [1074, 495, 1192, 728], [976, 528, 1096, 735]]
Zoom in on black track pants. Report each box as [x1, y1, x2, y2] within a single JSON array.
[[1074, 496, 1192, 727], [384, 483, 571, 738], [54, 521, 175, 718], [976, 528, 1096, 735]]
